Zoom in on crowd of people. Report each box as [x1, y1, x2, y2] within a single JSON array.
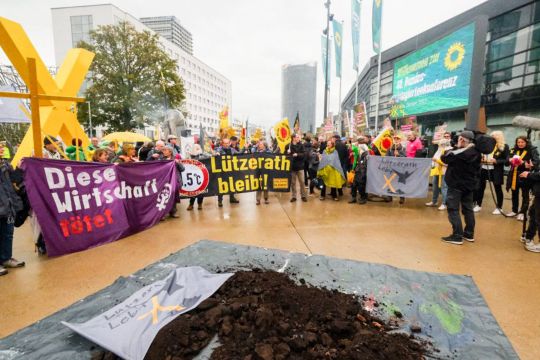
[[1, 126, 540, 275]]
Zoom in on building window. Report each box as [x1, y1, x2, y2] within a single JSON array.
[[71, 15, 93, 47], [489, 4, 532, 41]]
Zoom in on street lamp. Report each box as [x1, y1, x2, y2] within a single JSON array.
[[323, 1, 333, 120]]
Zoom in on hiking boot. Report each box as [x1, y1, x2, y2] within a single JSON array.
[[187, 205, 194, 211], [441, 235, 463, 245], [0, 266, 7, 276], [290, 198, 297, 203], [2, 258, 25, 268]]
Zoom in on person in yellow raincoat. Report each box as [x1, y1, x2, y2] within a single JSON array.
[[317, 137, 346, 201]]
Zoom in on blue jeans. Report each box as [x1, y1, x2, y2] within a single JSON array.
[[432, 175, 448, 204], [0, 218, 14, 263]]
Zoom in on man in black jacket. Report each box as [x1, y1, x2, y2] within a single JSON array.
[[0, 143, 25, 276], [288, 134, 307, 202], [440, 131, 481, 245]]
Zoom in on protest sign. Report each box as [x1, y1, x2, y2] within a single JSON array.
[[64, 266, 233, 360], [366, 156, 431, 198], [21, 158, 177, 256], [179, 153, 291, 198]]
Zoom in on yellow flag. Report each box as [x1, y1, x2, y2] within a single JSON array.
[[274, 118, 291, 153], [219, 106, 229, 129], [372, 128, 394, 156]]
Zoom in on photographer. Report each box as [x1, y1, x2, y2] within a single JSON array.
[[440, 131, 481, 245]]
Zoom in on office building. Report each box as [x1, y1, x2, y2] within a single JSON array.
[[140, 16, 193, 55], [51, 4, 231, 136], [281, 63, 317, 134]]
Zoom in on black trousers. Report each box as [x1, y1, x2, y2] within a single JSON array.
[[321, 186, 337, 198], [351, 181, 367, 200], [308, 169, 318, 194], [189, 196, 204, 205], [474, 169, 504, 208], [446, 187, 475, 238], [511, 182, 530, 214], [525, 197, 540, 240]]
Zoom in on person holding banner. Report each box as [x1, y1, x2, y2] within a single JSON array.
[[216, 138, 240, 207], [288, 134, 307, 203], [426, 132, 452, 211], [255, 140, 272, 205], [42, 136, 62, 160], [187, 144, 208, 211], [386, 134, 407, 205], [113, 144, 139, 163], [440, 131, 481, 245], [317, 137, 346, 201], [0, 143, 25, 276]]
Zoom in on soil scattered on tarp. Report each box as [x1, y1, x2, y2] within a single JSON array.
[[93, 270, 431, 360]]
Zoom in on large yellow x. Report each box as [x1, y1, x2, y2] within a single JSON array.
[[0, 17, 94, 166], [137, 296, 185, 325], [382, 173, 397, 193]]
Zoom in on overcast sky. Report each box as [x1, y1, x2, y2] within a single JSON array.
[[1, 0, 487, 128]]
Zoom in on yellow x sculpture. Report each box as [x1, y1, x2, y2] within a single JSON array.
[[0, 17, 94, 166]]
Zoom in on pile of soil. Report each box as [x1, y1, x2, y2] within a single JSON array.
[[94, 270, 431, 360]]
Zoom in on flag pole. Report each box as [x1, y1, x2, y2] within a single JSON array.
[[374, 2, 383, 133]]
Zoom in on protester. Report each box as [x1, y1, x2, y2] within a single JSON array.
[[519, 169, 540, 252], [440, 130, 481, 245], [317, 137, 346, 201], [187, 144, 208, 210], [103, 140, 118, 162], [65, 138, 86, 161], [160, 145, 183, 218], [349, 146, 369, 205], [215, 138, 240, 207], [426, 132, 451, 210], [506, 136, 539, 220], [303, 135, 313, 187], [473, 131, 510, 214], [138, 141, 154, 161], [92, 148, 109, 163], [42, 136, 62, 159], [386, 133, 407, 205], [288, 133, 307, 202], [255, 140, 272, 205], [146, 140, 165, 161], [167, 135, 181, 156], [0, 143, 25, 276], [113, 143, 138, 163], [308, 139, 321, 195], [333, 134, 349, 196], [230, 136, 240, 152], [406, 131, 423, 158]]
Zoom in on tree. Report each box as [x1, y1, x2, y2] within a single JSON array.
[[77, 22, 185, 131]]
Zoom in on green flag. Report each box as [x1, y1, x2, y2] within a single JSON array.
[[372, 0, 383, 53], [351, 0, 362, 71], [321, 34, 332, 86], [332, 19, 343, 78]]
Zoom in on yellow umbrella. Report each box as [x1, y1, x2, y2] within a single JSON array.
[[102, 132, 152, 143]]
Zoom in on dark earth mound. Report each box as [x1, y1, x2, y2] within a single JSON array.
[[93, 270, 431, 360]]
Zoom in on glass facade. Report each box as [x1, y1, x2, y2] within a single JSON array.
[[70, 15, 93, 47], [483, 1, 540, 111]]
